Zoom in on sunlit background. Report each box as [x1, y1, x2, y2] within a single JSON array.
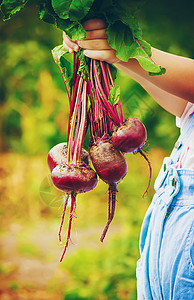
[[0, 0, 193, 299]]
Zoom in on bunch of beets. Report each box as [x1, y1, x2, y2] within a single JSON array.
[[47, 53, 151, 262]]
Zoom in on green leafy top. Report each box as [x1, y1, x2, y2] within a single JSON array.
[[108, 85, 120, 107], [0, 0, 166, 75], [51, 44, 73, 83]]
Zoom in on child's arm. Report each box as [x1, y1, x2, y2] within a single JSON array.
[[63, 19, 194, 116], [114, 49, 194, 106], [124, 70, 187, 117]]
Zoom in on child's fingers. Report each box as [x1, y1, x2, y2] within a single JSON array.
[[83, 49, 119, 64], [78, 39, 111, 50], [63, 32, 79, 53], [85, 28, 107, 40], [63, 19, 107, 53], [82, 19, 106, 31]]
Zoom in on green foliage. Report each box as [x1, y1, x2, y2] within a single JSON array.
[[0, 0, 165, 75], [52, 44, 73, 84], [56, 18, 87, 40], [106, 21, 134, 60], [1, 0, 28, 20], [108, 85, 120, 107], [51, 0, 94, 21]]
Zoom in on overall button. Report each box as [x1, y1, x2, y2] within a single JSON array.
[[172, 177, 176, 187], [174, 140, 182, 149]]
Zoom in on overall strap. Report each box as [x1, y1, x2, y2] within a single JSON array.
[[179, 111, 194, 144], [170, 111, 194, 163]]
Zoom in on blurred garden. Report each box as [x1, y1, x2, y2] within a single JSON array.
[[0, 0, 193, 299]]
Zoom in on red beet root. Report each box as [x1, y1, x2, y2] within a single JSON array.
[[89, 138, 127, 184], [50, 162, 97, 262], [112, 118, 147, 153], [89, 136, 127, 242], [47, 142, 90, 172], [51, 163, 98, 194]]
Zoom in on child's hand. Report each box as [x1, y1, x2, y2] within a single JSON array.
[[63, 19, 120, 64], [63, 32, 79, 53]]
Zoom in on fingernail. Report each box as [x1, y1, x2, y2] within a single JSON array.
[[83, 50, 88, 56], [69, 48, 73, 53], [74, 45, 79, 52]]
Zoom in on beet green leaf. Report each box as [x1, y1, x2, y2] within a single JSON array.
[[52, 45, 73, 84], [51, 0, 94, 21], [106, 21, 134, 62], [1, 0, 29, 20], [106, 20, 165, 75], [0, 0, 166, 75], [55, 18, 86, 40], [108, 85, 120, 106]]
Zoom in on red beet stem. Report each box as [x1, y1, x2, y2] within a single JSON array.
[[107, 64, 123, 124], [58, 194, 69, 243], [72, 94, 82, 158], [88, 110, 96, 143], [87, 82, 98, 140], [100, 183, 117, 243], [90, 60, 112, 136], [107, 64, 114, 86], [93, 60, 120, 126], [75, 81, 87, 163], [95, 79, 114, 127], [67, 75, 80, 141], [100, 61, 110, 96], [67, 77, 83, 163], [73, 52, 76, 87], [60, 193, 76, 262]]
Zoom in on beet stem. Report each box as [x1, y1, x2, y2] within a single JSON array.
[[72, 93, 82, 158], [73, 52, 76, 87], [67, 75, 80, 141], [75, 80, 87, 163], [67, 77, 83, 163], [107, 64, 114, 86], [90, 60, 115, 134], [93, 60, 120, 126], [60, 193, 76, 262], [100, 183, 117, 243], [94, 80, 116, 126], [100, 61, 110, 96], [107, 64, 123, 124], [58, 194, 69, 243], [88, 111, 96, 143]]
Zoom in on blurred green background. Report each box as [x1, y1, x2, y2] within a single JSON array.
[[0, 0, 193, 299]]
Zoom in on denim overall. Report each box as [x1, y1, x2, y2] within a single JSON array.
[[136, 112, 194, 299]]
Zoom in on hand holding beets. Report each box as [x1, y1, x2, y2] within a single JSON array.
[[48, 29, 151, 261], [63, 19, 120, 64]]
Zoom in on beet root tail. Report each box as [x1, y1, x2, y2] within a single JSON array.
[[100, 183, 117, 243], [58, 194, 69, 243], [138, 148, 152, 198], [60, 193, 76, 262]]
